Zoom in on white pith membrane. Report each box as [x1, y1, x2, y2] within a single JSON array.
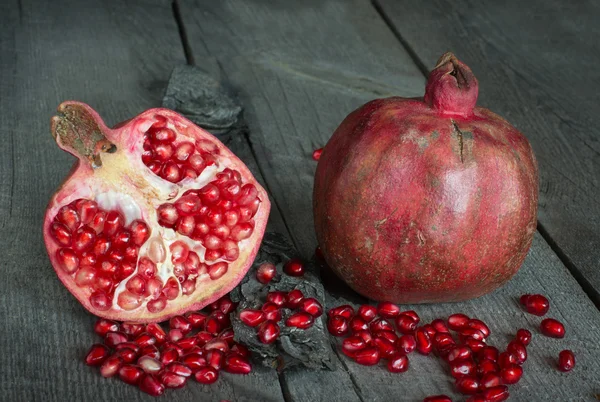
[[46, 111, 267, 320]]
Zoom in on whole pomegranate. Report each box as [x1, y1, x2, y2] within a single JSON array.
[[313, 53, 538, 303], [44, 102, 270, 322]]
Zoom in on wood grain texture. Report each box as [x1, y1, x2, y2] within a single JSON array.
[[0, 0, 284, 401], [375, 0, 600, 304], [179, 0, 600, 400]]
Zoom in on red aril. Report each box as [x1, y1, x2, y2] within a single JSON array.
[[160, 371, 187, 389], [357, 305, 377, 322], [312, 148, 323, 161], [341, 336, 367, 357], [118, 364, 144, 385], [349, 317, 369, 333], [257, 320, 280, 344], [516, 328, 532, 346], [266, 291, 287, 307], [223, 354, 252, 374], [446, 346, 472, 363], [261, 302, 282, 322], [300, 298, 324, 317], [386, 353, 409, 373], [283, 258, 305, 277], [398, 334, 417, 354], [479, 346, 499, 363], [464, 338, 485, 354], [480, 385, 509, 402], [94, 318, 120, 337], [415, 328, 432, 355], [314, 53, 538, 303], [466, 319, 490, 338], [85, 344, 110, 366], [480, 372, 502, 390], [327, 316, 349, 337], [373, 337, 396, 359], [353, 347, 380, 366], [195, 367, 219, 384], [540, 318, 565, 338], [285, 312, 314, 329], [100, 355, 123, 378], [450, 359, 476, 379], [521, 294, 549, 316], [256, 262, 276, 284], [239, 309, 266, 327], [558, 350, 575, 372], [328, 305, 354, 319], [139, 374, 165, 396], [396, 314, 418, 334], [455, 375, 480, 395], [498, 352, 518, 368], [430, 319, 450, 334], [500, 364, 523, 384], [447, 314, 470, 331], [477, 359, 499, 376], [377, 301, 401, 318], [286, 289, 304, 309], [45, 103, 270, 323], [506, 341, 527, 364]]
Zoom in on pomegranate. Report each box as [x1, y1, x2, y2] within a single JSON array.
[[313, 53, 538, 303], [44, 102, 270, 322]]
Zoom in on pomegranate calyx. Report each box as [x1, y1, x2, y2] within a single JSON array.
[[51, 102, 116, 168], [424, 52, 479, 117]]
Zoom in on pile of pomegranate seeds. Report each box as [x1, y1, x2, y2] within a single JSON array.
[[325, 293, 574, 402], [85, 294, 252, 396]]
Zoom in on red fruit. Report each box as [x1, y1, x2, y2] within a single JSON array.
[[398, 334, 417, 354], [116, 348, 138, 364], [370, 318, 394, 333], [118, 364, 144, 385], [375, 330, 398, 345], [500, 364, 523, 384], [498, 352, 518, 368], [433, 332, 455, 351], [44, 102, 270, 322], [195, 367, 219, 384], [341, 336, 367, 357], [386, 353, 409, 373], [423, 396, 452, 402], [180, 353, 207, 371], [357, 305, 378, 322], [170, 315, 192, 334], [430, 319, 450, 334], [223, 354, 252, 374], [479, 346, 499, 362], [266, 291, 287, 307], [94, 318, 119, 337], [206, 349, 225, 370], [415, 328, 432, 355], [100, 355, 123, 378], [313, 53, 538, 303], [373, 337, 396, 359], [239, 309, 266, 327], [558, 350, 575, 372], [521, 293, 550, 316], [328, 305, 354, 319], [105, 331, 128, 348], [447, 346, 472, 363], [327, 316, 349, 337], [480, 372, 502, 390], [447, 313, 470, 331], [466, 319, 490, 338], [516, 328, 532, 346], [450, 359, 476, 379], [396, 314, 418, 334], [312, 147, 323, 161], [85, 344, 110, 366], [137, 355, 162, 374], [477, 359, 499, 376], [459, 328, 485, 342], [353, 347, 380, 366], [186, 312, 207, 329], [160, 371, 187, 389], [506, 341, 527, 364], [286, 289, 305, 309], [283, 258, 305, 277], [139, 374, 165, 396], [464, 338, 486, 354], [286, 312, 315, 329], [261, 302, 282, 322], [377, 301, 401, 318], [301, 298, 324, 317], [257, 320, 280, 344], [480, 385, 509, 402], [540, 318, 565, 338], [256, 262, 276, 284], [455, 375, 480, 395], [349, 317, 369, 333]]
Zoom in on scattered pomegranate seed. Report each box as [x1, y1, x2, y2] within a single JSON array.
[[370, 318, 394, 333], [515, 328, 532, 346], [398, 334, 417, 354], [195, 367, 219, 384], [455, 375, 480, 395], [396, 314, 418, 334], [479, 385, 510, 402], [256, 262, 276, 284], [450, 359, 476, 379], [257, 320, 280, 344], [283, 258, 305, 277], [353, 346, 380, 366], [387, 353, 409, 373], [430, 319, 450, 334], [118, 364, 144, 385], [506, 341, 527, 364], [139, 374, 165, 396], [521, 293, 549, 316], [558, 350, 575, 372], [286, 312, 315, 329], [100, 355, 123, 378], [479, 346, 499, 363], [500, 364, 523, 384], [312, 147, 323, 161], [415, 328, 432, 355], [477, 359, 499, 376], [286, 289, 305, 309], [266, 291, 287, 307], [223, 354, 252, 374], [239, 309, 266, 327], [105, 331, 128, 348], [85, 344, 110, 366], [300, 298, 324, 317], [480, 372, 503, 390], [342, 336, 367, 357], [357, 305, 378, 322], [94, 319, 119, 337], [447, 346, 472, 363], [377, 301, 401, 318], [262, 302, 282, 322], [349, 316, 369, 332], [447, 313, 469, 331], [328, 315, 349, 337], [466, 319, 490, 338], [328, 304, 355, 319], [498, 352, 518, 368], [540, 318, 565, 338]]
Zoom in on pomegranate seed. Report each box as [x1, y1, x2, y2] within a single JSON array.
[[349, 316, 369, 333], [72, 226, 96, 253], [558, 349, 575, 372], [206, 349, 224, 370], [137, 355, 162, 374], [196, 331, 214, 347], [415, 328, 432, 355], [464, 339, 485, 356], [500, 363, 523, 384], [480, 385, 509, 402], [328, 305, 354, 319], [447, 346, 472, 363], [180, 353, 207, 371], [423, 396, 452, 402], [516, 328, 532, 346], [231, 343, 250, 358], [286, 312, 314, 329], [204, 338, 230, 353], [341, 336, 367, 357], [283, 258, 305, 277], [223, 354, 252, 374], [312, 147, 323, 160], [114, 342, 140, 354], [301, 298, 324, 317], [398, 334, 417, 354], [286, 289, 305, 309], [217, 295, 236, 315], [433, 332, 455, 349], [118, 364, 144, 385], [85, 344, 110, 366], [354, 347, 380, 366], [134, 332, 156, 348], [447, 313, 469, 331], [373, 337, 396, 359], [327, 316, 349, 336], [479, 346, 499, 362], [56, 248, 79, 274], [100, 355, 123, 378], [195, 366, 219, 384], [239, 309, 266, 327], [498, 352, 518, 368], [50, 222, 72, 246], [455, 375, 479, 395], [115, 347, 137, 364], [145, 323, 166, 345], [355, 330, 374, 345], [506, 341, 527, 364], [466, 319, 490, 338], [105, 331, 128, 348], [377, 329, 398, 345], [480, 372, 503, 390], [396, 314, 418, 334], [387, 353, 409, 373], [357, 305, 377, 322], [261, 302, 282, 322], [168, 329, 184, 343], [540, 318, 565, 338], [94, 318, 119, 337], [450, 359, 477, 379], [139, 345, 160, 359], [257, 320, 280, 344], [377, 301, 401, 318], [170, 315, 192, 334], [370, 318, 394, 333], [160, 371, 187, 389], [177, 337, 199, 351], [165, 363, 192, 378], [185, 312, 207, 330], [431, 319, 450, 333], [459, 328, 485, 342], [266, 291, 287, 307], [521, 293, 549, 316], [139, 374, 165, 396]]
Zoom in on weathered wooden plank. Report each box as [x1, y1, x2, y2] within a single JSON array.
[[0, 0, 284, 401], [375, 0, 600, 305], [180, 0, 600, 400]]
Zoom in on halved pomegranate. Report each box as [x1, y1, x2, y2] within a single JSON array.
[[44, 102, 270, 322]]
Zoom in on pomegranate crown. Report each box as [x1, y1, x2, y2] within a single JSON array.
[[424, 52, 479, 117]]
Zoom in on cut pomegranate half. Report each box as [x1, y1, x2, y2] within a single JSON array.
[[44, 102, 270, 322]]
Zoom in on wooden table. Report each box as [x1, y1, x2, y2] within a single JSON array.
[[2, 1, 599, 400]]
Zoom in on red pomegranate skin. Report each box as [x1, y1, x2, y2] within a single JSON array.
[[313, 53, 538, 303]]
